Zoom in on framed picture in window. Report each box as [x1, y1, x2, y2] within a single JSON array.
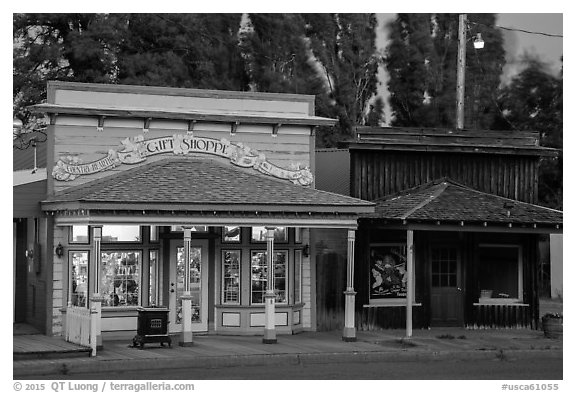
[[222, 226, 241, 243], [369, 244, 408, 300]]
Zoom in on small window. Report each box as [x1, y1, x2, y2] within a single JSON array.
[[251, 226, 287, 243], [69, 225, 89, 244], [149, 226, 159, 243], [102, 225, 141, 243], [222, 250, 241, 304], [294, 228, 302, 244], [70, 251, 89, 307], [222, 226, 241, 243], [251, 250, 288, 304], [101, 251, 141, 307]]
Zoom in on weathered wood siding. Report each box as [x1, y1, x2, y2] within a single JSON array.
[[351, 150, 540, 203], [14, 181, 47, 217]]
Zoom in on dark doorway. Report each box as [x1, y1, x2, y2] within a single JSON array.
[[14, 220, 28, 323], [430, 246, 463, 326]]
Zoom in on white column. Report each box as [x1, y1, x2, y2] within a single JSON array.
[[342, 229, 357, 342], [180, 227, 194, 346], [405, 230, 414, 338], [263, 227, 277, 344], [90, 226, 104, 349]]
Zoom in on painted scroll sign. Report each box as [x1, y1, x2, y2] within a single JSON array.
[[52, 134, 314, 186]]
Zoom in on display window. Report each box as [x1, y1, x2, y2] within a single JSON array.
[[69, 250, 89, 307], [101, 251, 142, 307], [478, 245, 523, 302], [250, 250, 288, 304], [294, 249, 303, 304], [369, 244, 408, 302], [222, 250, 241, 304]]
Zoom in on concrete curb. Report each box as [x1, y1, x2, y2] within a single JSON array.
[[13, 348, 563, 378]]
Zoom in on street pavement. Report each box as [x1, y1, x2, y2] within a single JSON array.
[[13, 327, 563, 379]]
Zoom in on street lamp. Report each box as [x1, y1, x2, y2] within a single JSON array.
[[456, 14, 484, 130]]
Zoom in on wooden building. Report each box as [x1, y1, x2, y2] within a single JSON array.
[[14, 82, 374, 343], [315, 127, 562, 332]]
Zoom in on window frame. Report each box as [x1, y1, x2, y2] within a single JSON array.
[[477, 244, 523, 303]]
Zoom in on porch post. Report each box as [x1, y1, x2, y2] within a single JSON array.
[[180, 227, 194, 346], [342, 229, 357, 342], [263, 227, 277, 344], [405, 230, 414, 338], [90, 226, 103, 349]]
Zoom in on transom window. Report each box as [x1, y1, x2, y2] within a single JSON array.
[[251, 227, 287, 243], [102, 225, 141, 243]]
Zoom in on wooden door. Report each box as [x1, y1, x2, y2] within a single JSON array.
[[430, 246, 463, 326]]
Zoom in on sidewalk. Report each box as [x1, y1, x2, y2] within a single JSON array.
[[13, 328, 562, 379]]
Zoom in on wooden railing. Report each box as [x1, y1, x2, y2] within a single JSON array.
[[63, 301, 101, 356]]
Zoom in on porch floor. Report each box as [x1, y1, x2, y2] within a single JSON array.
[[13, 334, 91, 360]]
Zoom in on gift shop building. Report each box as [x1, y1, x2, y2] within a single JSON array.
[[16, 81, 373, 344]]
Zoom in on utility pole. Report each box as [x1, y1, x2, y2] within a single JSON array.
[[456, 14, 466, 130]]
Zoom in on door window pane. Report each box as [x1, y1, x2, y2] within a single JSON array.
[[149, 250, 159, 306], [70, 251, 89, 307], [431, 247, 458, 288], [176, 246, 202, 323], [101, 251, 141, 307]]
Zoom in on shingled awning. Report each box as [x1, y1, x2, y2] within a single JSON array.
[[42, 158, 374, 228], [364, 178, 562, 233]]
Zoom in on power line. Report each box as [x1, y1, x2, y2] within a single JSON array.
[[469, 21, 563, 38]]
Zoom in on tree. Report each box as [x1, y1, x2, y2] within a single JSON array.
[[385, 13, 505, 129], [303, 13, 381, 146], [493, 56, 563, 209]]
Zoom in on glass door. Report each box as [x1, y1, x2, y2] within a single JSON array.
[[168, 240, 208, 333]]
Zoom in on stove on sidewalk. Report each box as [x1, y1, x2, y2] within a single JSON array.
[[132, 307, 171, 349]]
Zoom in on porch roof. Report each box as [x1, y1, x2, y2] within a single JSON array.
[[364, 178, 562, 232], [42, 158, 374, 228]]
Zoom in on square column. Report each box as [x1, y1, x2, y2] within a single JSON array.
[[90, 226, 103, 350], [263, 227, 277, 344], [405, 230, 414, 339], [342, 229, 356, 342], [180, 227, 194, 346]]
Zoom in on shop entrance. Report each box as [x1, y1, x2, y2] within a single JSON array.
[[430, 246, 463, 326], [168, 240, 209, 333]]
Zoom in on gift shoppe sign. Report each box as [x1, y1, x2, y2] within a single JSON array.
[[52, 134, 314, 186]]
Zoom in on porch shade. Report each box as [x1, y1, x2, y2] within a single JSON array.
[[41, 158, 374, 228], [364, 178, 562, 232]]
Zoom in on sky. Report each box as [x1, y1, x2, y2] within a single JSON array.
[[375, 13, 563, 125]]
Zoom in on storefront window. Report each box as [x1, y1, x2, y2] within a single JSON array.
[[222, 250, 241, 304], [251, 250, 287, 304], [369, 244, 408, 301], [102, 225, 141, 242], [149, 250, 159, 306], [251, 227, 287, 243], [101, 251, 141, 307], [478, 245, 522, 301], [70, 251, 89, 307], [222, 226, 241, 243], [294, 250, 302, 304], [70, 225, 89, 243]]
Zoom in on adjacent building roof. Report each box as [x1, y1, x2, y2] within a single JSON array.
[[42, 158, 374, 228], [365, 178, 562, 232], [349, 126, 559, 157]]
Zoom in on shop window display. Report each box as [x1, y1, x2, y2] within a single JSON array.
[[478, 246, 522, 301], [101, 251, 141, 307], [70, 251, 89, 307], [369, 244, 408, 300], [251, 250, 287, 304], [222, 250, 241, 304]]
